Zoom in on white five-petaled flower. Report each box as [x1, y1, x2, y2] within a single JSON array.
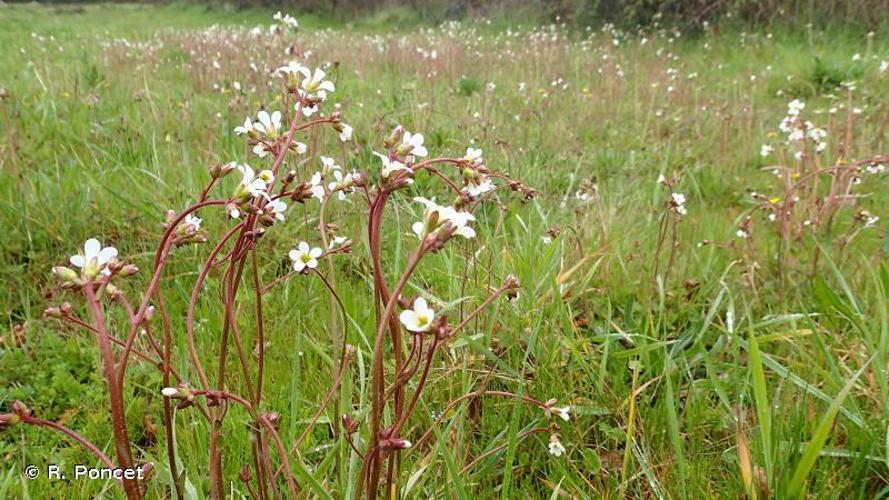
[[373, 151, 407, 179], [234, 117, 255, 136], [412, 197, 476, 240], [254, 110, 282, 138], [181, 214, 202, 234], [235, 164, 272, 201], [320, 156, 341, 173], [278, 60, 305, 76], [289, 242, 322, 273], [265, 199, 287, 221], [548, 435, 566, 457], [70, 238, 118, 277], [299, 67, 335, 101], [400, 131, 428, 158], [399, 297, 435, 333]]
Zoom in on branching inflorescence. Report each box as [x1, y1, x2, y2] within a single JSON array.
[[0, 14, 563, 500]]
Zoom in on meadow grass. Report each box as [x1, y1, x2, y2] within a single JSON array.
[[1, 3, 888, 498]]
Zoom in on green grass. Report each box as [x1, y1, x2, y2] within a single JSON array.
[[1, 3, 889, 498]]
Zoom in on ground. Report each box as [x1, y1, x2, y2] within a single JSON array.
[[1, 3, 888, 498]]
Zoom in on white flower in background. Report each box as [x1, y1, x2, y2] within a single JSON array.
[[278, 60, 305, 76], [161, 387, 179, 397], [320, 156, 341, 174], [289, 242, 322, 272], [464, 147, 483, 165], [670, 192, 687, 216], [880, 61, 888, 75], [253, 110, 282, 138], [787, 99, 805, 116], [736, 229, 749, 239], [70, 238, 118, 277], [273, 11, 298, 29], [760, 144, 773, 157], [548, 435, 566, 457], [399, 297, 435, 332], [265, 199, 287, 221], [374, 151, 407, 178], [485, 82, 496, 93], [328, 171, 351, 200], [338, 123, 353, 142], [328, 235, 348, 249], [234, 117, 255, 136], [400, 131, 428, 158], [412, 197, 476, 239], [310, 172, 326, 200]]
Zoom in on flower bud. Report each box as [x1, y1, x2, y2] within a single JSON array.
[[52, 266, 78, 282], [44, 306, 63, 318], [383, 126, 404, 149], [119, 264, 139, 277], [0, 412, 21, 428], [342, 414, 359, 434], [60, 302, 73, 315], [105, 283, 123, 299]]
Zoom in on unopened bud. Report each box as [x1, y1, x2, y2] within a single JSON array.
[[0, 412, 21, 428], [119, 264, 139, 277], [52, 266, 78, 282], [383, 126, 404, 149], [210, 161, 236, 179], [44, 306, 63, 318]]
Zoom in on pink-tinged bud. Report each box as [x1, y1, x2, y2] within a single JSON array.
[[119, 264, 139, 277], [264, 412, 282, 429], [44, 306, 63, 318], [105, 284, 123, 299], [210, 161, 236, 179], [239, 465, 252, 483], [344, 344, 357, 361], [144, 305, 155, 321], [11, 401, 31, 418], [60, 302, 73, 315], [164, 210, 177, 225], [0, 412, 21, 428], [342, 414, 360, 434], [52, 266, 78, 282], [383, 126, 405, 149]]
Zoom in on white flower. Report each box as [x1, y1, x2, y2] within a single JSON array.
[[548, 435, 566, 457], [670, 192, 687, 216], [278, 60, 305, 76], [338, 123, 353, 142], [736, 229, 749, 239], [328, 235, 348, 249], [466, 178, 495, 198], [161, 387, 179, 397], [182, 214, 202, 233], [412, 197, 476, 239], [70, 238, 118, 276], [464, 147, 483, 165], [374, 151, 407, 178], [320, 156, 341, 173], [234, 117, 254, 136], [880, 60, 888, 75], [310, 172, 326, 200], [236, 164, 271, 200], [328, 171, 349, 200], [289, 242, 322, 272], [301, 67, 335, 100], [254, 110, 282, 138], [265, 199, 287, 221], [760, 144, 773, 157], [399, 297, 435, 332], [252, 143, 271, 158], [400, 131, 428, 158], [787, 99, 805, 116]]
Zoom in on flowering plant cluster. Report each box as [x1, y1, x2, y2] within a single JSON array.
[[0, 14, 564, 500]]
